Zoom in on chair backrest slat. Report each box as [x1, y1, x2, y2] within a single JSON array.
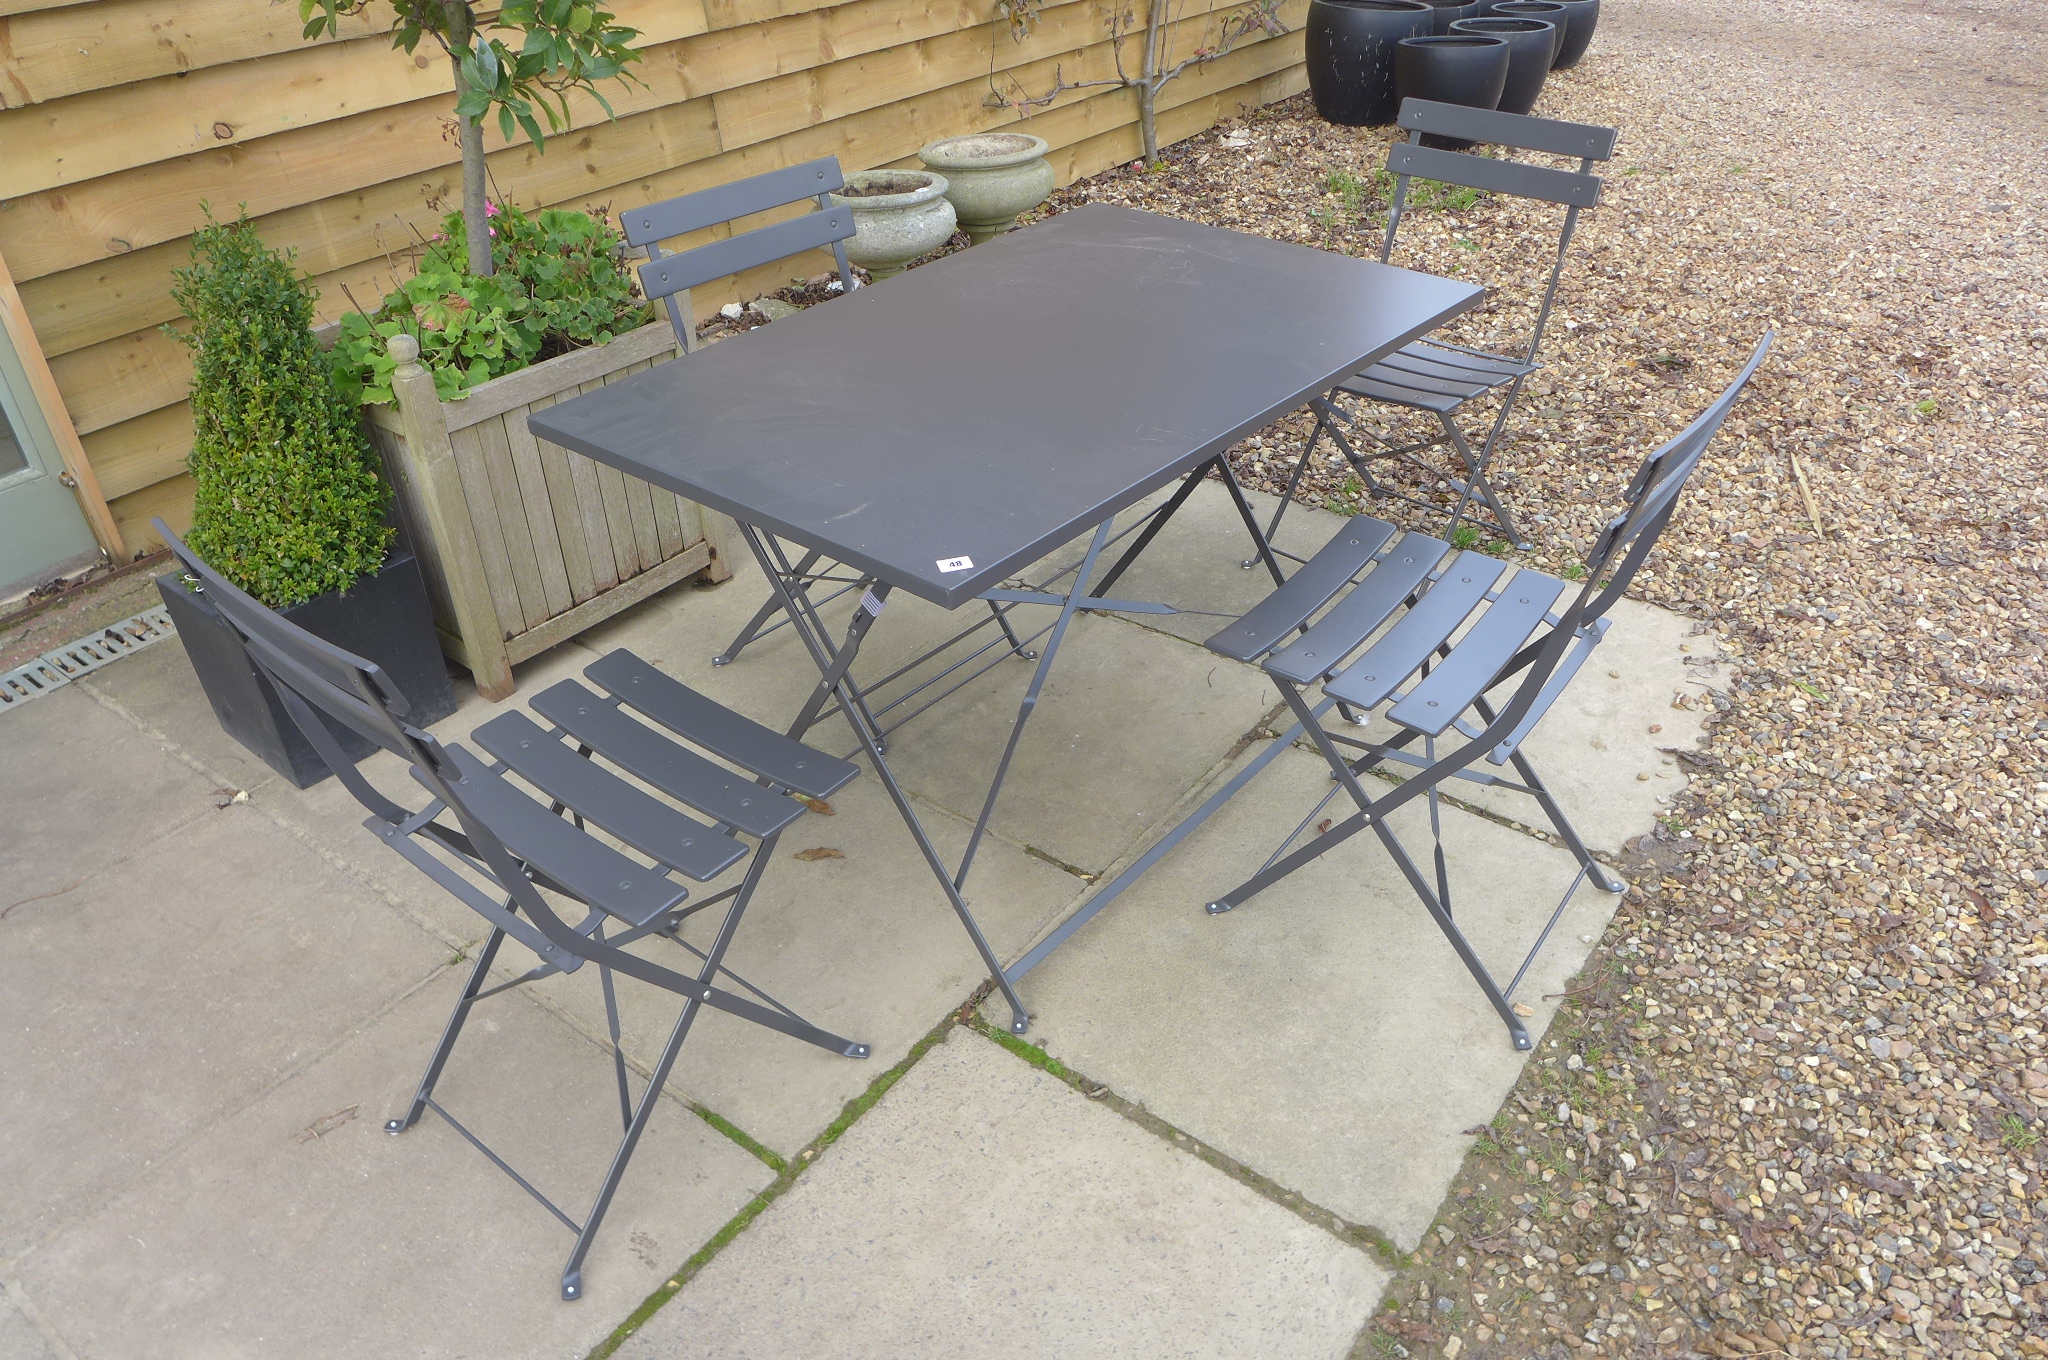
[[1385, 142, 1602, 209], [1579, 334, 1773, 616], [1397, 98, 1618, 160], [620, 157, 847, 247], [636, 202, 855, 302]]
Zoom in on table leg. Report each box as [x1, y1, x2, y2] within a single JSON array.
[[738, 523, 1036, 1034]]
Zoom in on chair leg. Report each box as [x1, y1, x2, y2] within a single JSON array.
[[1251, 404, 1329, 563], [1506, 746, 1626, 895], [560, 828, 785, 1301], [388, 925, 508, 1134], [989, 600, 1038, 659], [1439, 414, 1527, 549]]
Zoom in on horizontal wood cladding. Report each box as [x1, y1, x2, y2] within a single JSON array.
[[5, 0, 1306, 556]]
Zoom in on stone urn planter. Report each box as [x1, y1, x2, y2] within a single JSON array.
[[1304, 0, 1433, 127], [1449, 16, 1555, 113], [919, 133, 1056, 244], [830, 171, 957, 280], [1395, 35, 1509, 143]]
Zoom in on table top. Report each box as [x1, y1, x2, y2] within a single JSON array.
[[529, 203, 1484, 608]]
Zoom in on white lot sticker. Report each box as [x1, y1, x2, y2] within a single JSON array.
[[936, 556, 974, 573]]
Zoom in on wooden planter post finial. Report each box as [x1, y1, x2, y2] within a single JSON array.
[[385, 333, 515, 700]]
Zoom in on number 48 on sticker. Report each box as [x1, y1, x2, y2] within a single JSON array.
[[936, 556, 974, 573]]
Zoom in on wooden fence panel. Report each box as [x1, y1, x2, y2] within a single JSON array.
[[1, 0, 1306, 558]]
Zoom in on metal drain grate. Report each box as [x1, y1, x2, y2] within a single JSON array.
[[0, 605, 178, 710]]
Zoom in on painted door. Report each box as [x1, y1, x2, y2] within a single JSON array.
[[0, 321, 97, 596]]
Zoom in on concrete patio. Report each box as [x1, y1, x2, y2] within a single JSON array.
[[0, 484, 1725, 1359]]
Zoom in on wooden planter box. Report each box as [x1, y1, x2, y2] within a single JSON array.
[[362, 321, 732, 700]]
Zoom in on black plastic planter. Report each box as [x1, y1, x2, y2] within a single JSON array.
[[1394, 35, 1509, 144], [1543, 0, 1599, 68], [1448, 16, 1555, 114], [1306, 0, 1435, 126], [157, 549, 456, 788], [1487, 0, 1569, 63], [1416, 0, 1480, 33]]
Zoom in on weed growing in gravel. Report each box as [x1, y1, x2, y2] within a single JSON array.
[[1999, 1113, 2040, 1152]]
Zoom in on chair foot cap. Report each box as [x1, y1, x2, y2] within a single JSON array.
[[1205, 901, 1232, 915], [385, 1119, 405, 1134], [711, 654, 732, 666]]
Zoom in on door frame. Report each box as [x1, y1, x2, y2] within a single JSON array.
[[0, 247, 125, 563]]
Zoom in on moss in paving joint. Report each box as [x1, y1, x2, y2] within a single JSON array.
[[964, 1015, 1405, 1270], [689, 1104, 785, 1174], [587, 1005, 964, 1359]]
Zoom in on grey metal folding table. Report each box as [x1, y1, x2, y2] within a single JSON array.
[[529, 203, 1482, 1034]]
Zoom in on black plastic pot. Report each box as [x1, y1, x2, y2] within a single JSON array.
[[1543, 0, 1599, 68], [1394, 35, 1509, 144], [157, 548, 456, 788], [1416, 0, 1480, 33], [1306, 0, 1435, 126], [1448, 16, 1555, 114], [1487, 0, 1568, 63]]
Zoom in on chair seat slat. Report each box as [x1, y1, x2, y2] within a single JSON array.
[[474, 712, 748, 882], [1264, 533, 1452, 684], [1384, 570, 1570, 734], [1317, 551, 1509, 706], [529, 681, 805, 838], [585, 649, 859, 799], [1205, 518, 1398, 662], [1334, 373, 1467, 414], [435, 747, 688, 928], [1369, 345, 1532, 388]]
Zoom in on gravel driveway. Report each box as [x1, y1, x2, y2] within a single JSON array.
[[1025, 0, 2046, 1355]]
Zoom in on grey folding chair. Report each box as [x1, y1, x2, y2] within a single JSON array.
[[1121, 337, 1767, 1050], [623, 154, 860, 356], [154, 519, 867, 1300], [1263, 99, 1616, 554]]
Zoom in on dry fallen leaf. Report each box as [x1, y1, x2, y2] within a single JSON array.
[[792, 847, 845, 861], [1512, 1002, 1535, 1018], [797, 796, 835, 815]]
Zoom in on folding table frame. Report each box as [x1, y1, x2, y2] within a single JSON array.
[[737, 452, 1286, 1034]]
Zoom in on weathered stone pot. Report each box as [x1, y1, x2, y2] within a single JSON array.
[[829, 171, 957, 280], [919, 133, 1056, 244]]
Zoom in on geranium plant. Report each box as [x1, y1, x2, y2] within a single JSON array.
[[299, 0, 642, 278], [331, 200, 650, 405]]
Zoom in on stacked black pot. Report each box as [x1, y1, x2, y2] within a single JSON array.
[[1305, 0, 1435, 126], [1393, 35, 1509, 140], [1447, 15, 1554, 114]]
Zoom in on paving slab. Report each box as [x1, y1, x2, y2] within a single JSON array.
[[15, 980, 771, 1360], [0, 1291, 64, 1360], [520, 770, 1089, 1158], [0, 684, 218, 904], [0, 808, 446, 1262], [999, 742, 1624, 1252], [615, 1028, 1384, 1360]]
